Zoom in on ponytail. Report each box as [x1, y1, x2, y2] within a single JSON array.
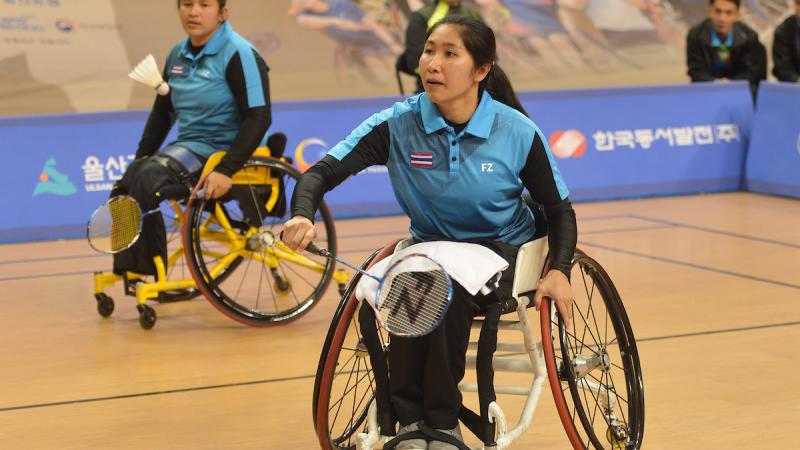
[[483, 65, 528, 117]]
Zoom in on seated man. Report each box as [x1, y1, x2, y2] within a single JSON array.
[[772, 0, 800, 83], [686, 0, 765, 99], [398, 0, 482, 94]]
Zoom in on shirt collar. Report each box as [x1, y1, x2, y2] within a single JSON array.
[[419, 90, 496, 139], [711, 28, 734, 47], [179, 21, 232, 60]]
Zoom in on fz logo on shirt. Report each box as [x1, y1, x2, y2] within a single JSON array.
[[481, 163, 494, 173]]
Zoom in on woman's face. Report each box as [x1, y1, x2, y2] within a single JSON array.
[[419, 24, 490, 108], [179, 0, 227, 46]]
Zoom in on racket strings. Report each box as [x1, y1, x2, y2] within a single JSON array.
[[88, 197, 143, 253], [379, 269, 450, 336]]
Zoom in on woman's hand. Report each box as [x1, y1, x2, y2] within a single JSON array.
[[282, 215, 316, 252], [533, 269, 574, 327], [203, 171, 233, 199]]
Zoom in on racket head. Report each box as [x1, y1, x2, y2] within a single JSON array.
[[86, 195, 144, 254], [376, 253, 453, 337]]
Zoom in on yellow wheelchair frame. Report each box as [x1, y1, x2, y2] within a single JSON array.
[[93, 147, 349, 329]]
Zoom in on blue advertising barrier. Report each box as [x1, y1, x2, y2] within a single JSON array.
[[0, 82, 753, 243], [519, 82, 752, 200], [744, 82, 800, 199]]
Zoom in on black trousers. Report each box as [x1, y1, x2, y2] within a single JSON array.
[[111, 155, 199, 276], [388, 240, 519, 429]]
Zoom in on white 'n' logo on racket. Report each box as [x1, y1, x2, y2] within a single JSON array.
[[388, 272, 436, 323]]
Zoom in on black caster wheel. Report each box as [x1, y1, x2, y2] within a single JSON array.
[[137, 304, 157, 330], [273, 278, 291, 294], [95, 293, 115, 318]]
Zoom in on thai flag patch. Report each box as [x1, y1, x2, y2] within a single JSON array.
[[171, 64, 185, 76], [410, 152, 433, 168]]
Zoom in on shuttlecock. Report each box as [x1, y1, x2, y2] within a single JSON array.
[[128, 54, 170, 96]]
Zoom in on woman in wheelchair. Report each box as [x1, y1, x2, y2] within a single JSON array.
[[112, 0, 272, 277], [283, 16, 577, 450]]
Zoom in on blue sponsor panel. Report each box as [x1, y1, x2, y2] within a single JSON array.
[[0, 111, 172, 242], [0, 83, 754, 243], [744, 83, 800, 199], [519, 82, 753, 200], [274, 83, 754, 219]]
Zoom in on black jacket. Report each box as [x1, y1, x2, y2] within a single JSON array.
[[686, 19, 765, 89], [772, 15, 800, 82]]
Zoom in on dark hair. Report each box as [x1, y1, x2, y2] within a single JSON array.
[[427, 15, 528, 116], [177, 0, 227, 8], [709, 0, 740, 8]]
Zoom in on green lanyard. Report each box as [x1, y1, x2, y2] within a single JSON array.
[[427, 1, 451, 30]]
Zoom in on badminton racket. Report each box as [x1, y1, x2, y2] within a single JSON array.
[[306, 242, 453, 337], [87, 188, 205, 254]]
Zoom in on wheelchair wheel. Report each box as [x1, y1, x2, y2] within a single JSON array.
[[313, 245, 394, 450], [541, 250, 644, 450], [159, 202, 200, 302], [183, 157, 338, 326]]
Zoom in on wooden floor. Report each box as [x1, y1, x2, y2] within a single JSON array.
[[0, 192, 798, 449]]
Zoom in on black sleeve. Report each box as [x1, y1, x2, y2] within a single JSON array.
[[214, 49, 272, 177], [686, 28, 714, 82], [291, 121, 391, 221], [773, 21, 800, 82], [135, 65, 175, 159], [731, 36, 765, 84], [402, 12, 428, 74], [519, 132, 577, 278]]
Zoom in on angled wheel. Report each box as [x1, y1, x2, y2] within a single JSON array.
[[158, 201, 200, 302], [313, 245, 396, 449], [541, 250, 644, 450], [183, 157, 337, 326]]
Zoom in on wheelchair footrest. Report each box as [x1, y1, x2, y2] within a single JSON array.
[[124, 277, 144, 297], [155, 288, 199, 303]]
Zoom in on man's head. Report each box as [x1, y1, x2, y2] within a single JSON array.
[[795, 0, 800, 20], [708, 0, 740, 36]]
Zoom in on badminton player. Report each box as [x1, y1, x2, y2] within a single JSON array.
[[112, 0, 271, 277], [283, 16, 576, 449]]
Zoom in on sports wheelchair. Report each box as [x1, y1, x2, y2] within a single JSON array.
[[92, 147, 349, 329], [313, 207, 644, 449]]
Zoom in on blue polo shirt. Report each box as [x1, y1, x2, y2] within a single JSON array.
[[327, 91, 569, 246], [164, 21, 267, 158]]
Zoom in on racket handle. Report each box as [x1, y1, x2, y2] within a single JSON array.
[[277, 230, 331, 257], [306, 242, 331, 258]]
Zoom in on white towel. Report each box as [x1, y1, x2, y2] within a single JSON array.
[[354, 241, 509, 307]]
